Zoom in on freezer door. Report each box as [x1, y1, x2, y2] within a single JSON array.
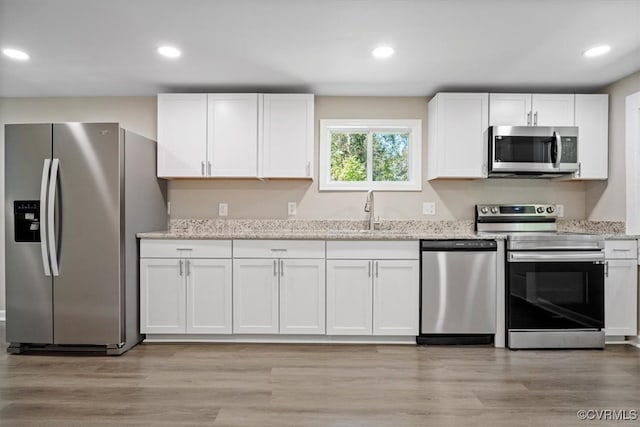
[[5, 124, 54, 344], [52, 123, 123, 345]]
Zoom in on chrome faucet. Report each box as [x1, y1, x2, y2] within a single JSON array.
[[364, 190, 376, 231]]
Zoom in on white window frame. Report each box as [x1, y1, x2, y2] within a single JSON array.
[[319, 119, 422, 191]]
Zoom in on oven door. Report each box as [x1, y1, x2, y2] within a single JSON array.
[[507, 251, 605, 331]]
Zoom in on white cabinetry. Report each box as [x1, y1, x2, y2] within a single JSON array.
[[261, 94, 314, 178], [140, 240, 232, 334], [207, 94, 259, 177], [604, 240, 638, 337], [572, 94, 608, 180], [157, 94, 207, 177], [489, 93, 575, 126], [326, 241, 419, 336], [232, 240, 326, 334], [157, 93, 314, 179], [427, 93, 489, 179]]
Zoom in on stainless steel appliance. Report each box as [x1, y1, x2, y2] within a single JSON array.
[[418, 240, 497, 345], [488, 126, 579, 177], [476, 204, 605, 349], [5, 123, 167, 355]]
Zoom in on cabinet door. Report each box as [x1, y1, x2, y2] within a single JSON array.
[[233, 259, 279, 333], [140, 259, 186, 333], [279, 259, 326, 335], [157, 94, 207, 177], [373, 260, 419, 336], [261, 94, 314, 178], [186, 259, 232, 334], [531, 94, 575, 126], [489, 93, 532, 126], [605, 260, 638, 336], [573, 94, 608, 180], [326, 260, 372, 335], [207, 94, 258, 177], [427, 93, 488, 179]]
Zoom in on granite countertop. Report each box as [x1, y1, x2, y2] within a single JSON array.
[[138, 219, 636, 241]]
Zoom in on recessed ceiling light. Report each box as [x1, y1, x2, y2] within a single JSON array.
[[158, 46, 181, 59], [583, 45, 611, 58], [372, 45, 394, 59], [2, 48, 30, 61]]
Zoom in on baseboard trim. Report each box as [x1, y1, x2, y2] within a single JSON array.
[[143, 334, 417, 345], [0, 310, 5, 322]]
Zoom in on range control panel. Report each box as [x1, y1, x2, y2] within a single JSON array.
[[14, 200, 41, 242], [476, 204, 558, 218]]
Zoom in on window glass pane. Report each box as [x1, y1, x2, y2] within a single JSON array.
[[372, 133, 409, 181], [330, 132, 367, 181]]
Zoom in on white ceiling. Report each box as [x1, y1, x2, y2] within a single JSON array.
[[1, 0, 639, 97]]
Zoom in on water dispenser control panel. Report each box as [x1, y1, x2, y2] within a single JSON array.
[[14, 200, 41, 242]]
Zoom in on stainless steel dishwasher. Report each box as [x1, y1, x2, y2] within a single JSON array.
[[418, 240, 497, 345]]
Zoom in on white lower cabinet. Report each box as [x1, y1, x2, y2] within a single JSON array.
[[326, 241, 420, 337], [326, 260, 373, 335], [140, 259, 186, 334], [233, 259, 280, 334], [187, 259, 232, 334], [604, 240, 638, 337], [279, 259, 326, 334], [373, 260, 419, 336]]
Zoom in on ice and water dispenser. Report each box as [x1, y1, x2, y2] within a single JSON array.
[[14, 200, 41, 242]]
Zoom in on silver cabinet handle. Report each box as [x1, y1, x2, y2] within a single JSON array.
[[273, 260, 277, 276], [271, 248, 287, 252], [612, 248, 632, 252], [577, 162, 581, 177], [48, 158, 60, 276], [176, 248, 193, 251], [179, 259, 183, 276], [533, 111, 538, 126], [375, 261, 379, 278], [605, 261, 609, 277], [186, 260, 190, 276], [201, 161, 205, 176], [40, 159, 52, 276], [368, 261, 371, 277], [527, 111, 532, 126], [207, 161, 212, 176], [280, 259, 284, 277], [306, 161, 311, 176]]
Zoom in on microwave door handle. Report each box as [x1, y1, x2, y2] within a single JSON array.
[[554, 131, 562, 168]]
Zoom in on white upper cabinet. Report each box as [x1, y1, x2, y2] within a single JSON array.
[[157, 94, 207, 177], [489, 93, 574, 126], [531, 94, 575, 126], [572, 94, 608, 180], [207, 94, 258, 177], [261, 94, 314, 178], [157, 93, 314, 179], [427, 92, 489, 179], [489, 93, 532, 126]]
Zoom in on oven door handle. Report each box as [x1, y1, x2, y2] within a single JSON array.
[[508, 252, 605, 263]]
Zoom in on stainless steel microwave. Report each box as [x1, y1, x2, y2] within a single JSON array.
[[488, 126, 579, 177]]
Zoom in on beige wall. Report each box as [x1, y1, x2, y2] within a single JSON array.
[[586, 71, 640, 221]]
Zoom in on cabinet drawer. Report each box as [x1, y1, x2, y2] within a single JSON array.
[[140, 239, 232, 258], [327, 241, 419, 260], [233, 240, 325, 259], [605, 240, 637, 259]]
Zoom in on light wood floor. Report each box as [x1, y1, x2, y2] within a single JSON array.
[[1, 325, 639, 426]]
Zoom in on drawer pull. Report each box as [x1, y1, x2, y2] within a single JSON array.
[[271, 248, 288, 252], [612, 248, 631, 251], [177, 248, 193, 251]]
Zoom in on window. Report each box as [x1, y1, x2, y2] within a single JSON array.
[[319, 119, 422, 191]]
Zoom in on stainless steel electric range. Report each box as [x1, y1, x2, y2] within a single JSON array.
[[476, 204, 606, 350]]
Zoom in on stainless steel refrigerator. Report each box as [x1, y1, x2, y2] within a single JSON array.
[[5, 123, 167, 355]]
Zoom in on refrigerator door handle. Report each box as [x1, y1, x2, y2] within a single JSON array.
[[40, 159, 52, 276], [48, 158, 60, 276]]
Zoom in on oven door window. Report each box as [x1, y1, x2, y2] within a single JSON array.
[[507, 261, 604, 330]]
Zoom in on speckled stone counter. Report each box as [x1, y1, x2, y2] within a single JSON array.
[[137, 219, 635, 240]]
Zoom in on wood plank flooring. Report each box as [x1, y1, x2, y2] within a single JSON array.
[[1, 324, 639, 426]]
